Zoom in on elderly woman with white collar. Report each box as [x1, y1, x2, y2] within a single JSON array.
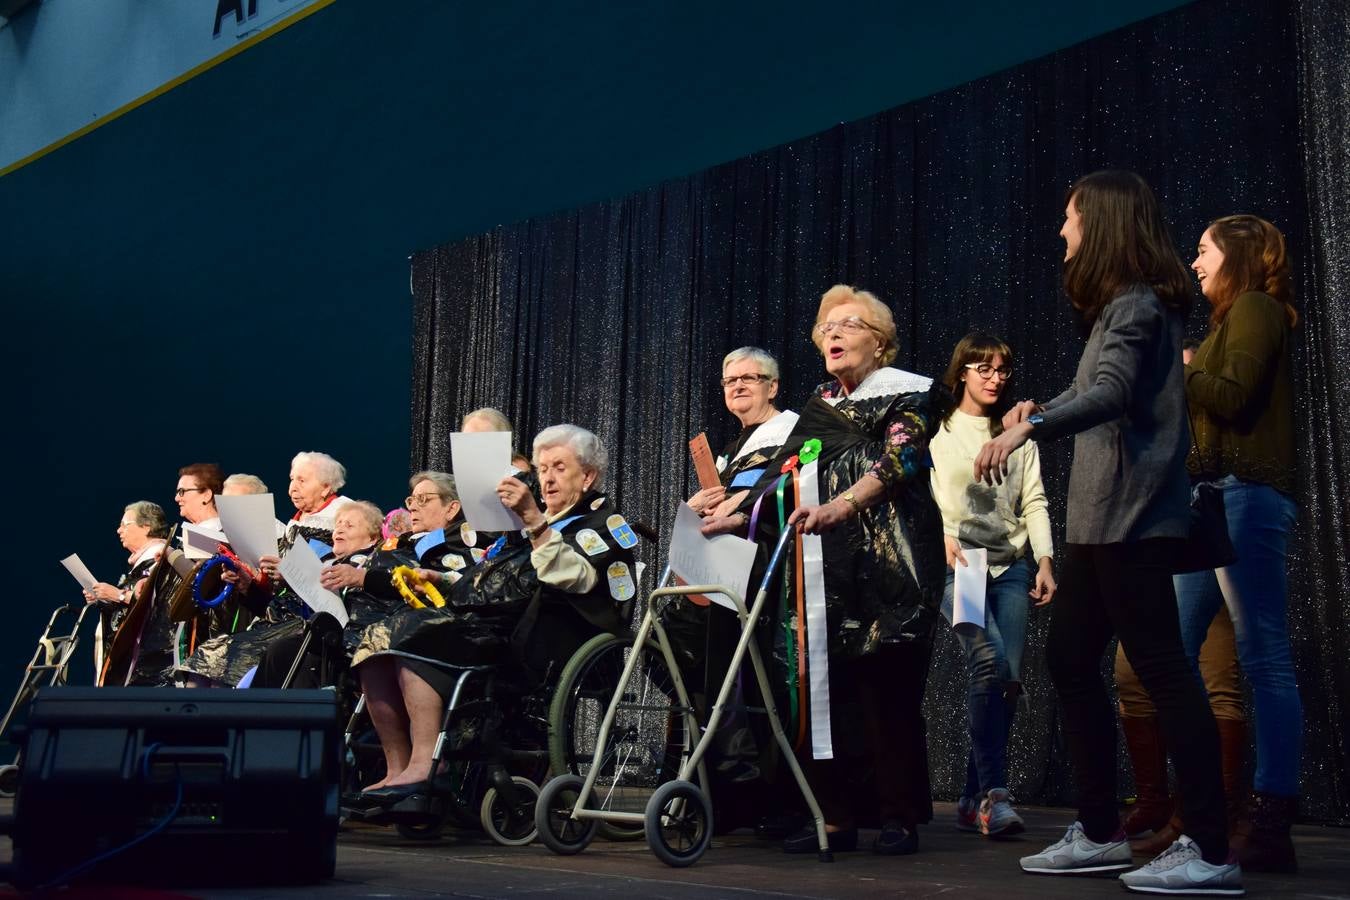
[[85, 501, 170, 680], [705, 284, 948, 857], [258, 451, 351, 581], [349, 425, 635, 807]]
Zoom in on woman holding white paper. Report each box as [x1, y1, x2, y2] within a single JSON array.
[[930, 333, 1055, 839], [85, 501, 169, 677], [348, 425, 634, 806]]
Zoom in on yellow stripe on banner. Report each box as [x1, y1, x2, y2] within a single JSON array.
[[0, 0, 339, 180]]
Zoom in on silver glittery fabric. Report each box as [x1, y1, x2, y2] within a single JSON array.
[[410, 0, 1345, 820]]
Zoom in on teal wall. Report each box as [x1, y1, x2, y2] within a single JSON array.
[[0, 0, 1190, 685]]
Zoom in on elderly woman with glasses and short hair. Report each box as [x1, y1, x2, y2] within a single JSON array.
[[704, 284, 949, 857], [347, 424, 636, 807]]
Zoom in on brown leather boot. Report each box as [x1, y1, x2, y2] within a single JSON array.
[[1216, 718, 1248, 839], [1130, 803, 1183, 855], [1238, 791, 1298, 873], [1120, 715, 1173, 838]]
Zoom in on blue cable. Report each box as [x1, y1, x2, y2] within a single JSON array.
[[35, 742, 184, 890]]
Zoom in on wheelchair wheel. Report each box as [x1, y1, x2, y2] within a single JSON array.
[[480, 775, 540, 846], [394, 803, 452, 841], [549, 632, 690, 842], [534, 774, 598, 855], [644, 779, 713, 868], [0, 764, 19, 798]]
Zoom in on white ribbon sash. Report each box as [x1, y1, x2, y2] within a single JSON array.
[[798, 460, 833, 760], [731, 410, 800, 463]]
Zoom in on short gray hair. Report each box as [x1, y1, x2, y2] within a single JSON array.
[[409, 470, 458, 502], [335, 500, 385, 540], [722, 346, 780, 381], [462, 407, 512, 432], [533, 424, 608, 485], [223, 473, 268, 494], [125, 501, 169, 538], [291, 451, 347, 492]]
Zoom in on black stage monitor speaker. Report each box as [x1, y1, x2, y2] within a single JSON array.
[[4, 687, 340, 889]]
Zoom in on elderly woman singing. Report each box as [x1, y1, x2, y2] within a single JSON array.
[[350, 425, 635, 805], [705, 285, 947, 856]]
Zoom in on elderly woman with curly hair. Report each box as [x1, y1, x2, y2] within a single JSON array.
[[705, 284, 948, 856], [350, 424, 635, 806]]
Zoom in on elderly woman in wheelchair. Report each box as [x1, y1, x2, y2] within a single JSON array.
[[345, 425, 638, 822]]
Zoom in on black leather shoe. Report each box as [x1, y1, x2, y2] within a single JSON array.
[[873, 820, 918, 855], [783, 824, 857, 854], [361, 781, 430, 805], [755, 812, 808, 839]]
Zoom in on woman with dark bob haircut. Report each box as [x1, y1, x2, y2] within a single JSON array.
[[977, 170, 1241, 895]]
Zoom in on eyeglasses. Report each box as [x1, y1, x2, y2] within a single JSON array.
[[720, 373, 773, 388], [965, 362, 1014, 381], [814, 315, 878, 337], [174, 486, 205, 498], [404, 492, 444, 510]]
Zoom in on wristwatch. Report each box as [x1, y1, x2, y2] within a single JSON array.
[[839, 491, 861, 514], [527, 520, 550, 540]]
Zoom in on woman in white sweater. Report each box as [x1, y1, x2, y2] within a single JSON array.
[[930, 333, 1056, 838]]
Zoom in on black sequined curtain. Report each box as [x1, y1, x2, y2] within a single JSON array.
[[411, 0, 1347, 820]]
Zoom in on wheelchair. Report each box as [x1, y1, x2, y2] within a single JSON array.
[[336, 613, 691, 847], [339, 652, 554, 845]]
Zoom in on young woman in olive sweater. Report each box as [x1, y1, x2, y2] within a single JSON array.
[[1181, 215, 1301, 873]]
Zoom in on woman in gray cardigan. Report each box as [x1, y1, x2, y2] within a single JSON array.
[[975, 171, 1241, 897]]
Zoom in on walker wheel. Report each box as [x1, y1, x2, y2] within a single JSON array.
[[644, 779, 712, 867], [480, 776, 540, 846], [534, 774, 598, 855], [0, 764, 17, 798]]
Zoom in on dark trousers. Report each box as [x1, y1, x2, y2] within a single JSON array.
[[806, 641, 934, 829], [1048, 540, 1228, 862]]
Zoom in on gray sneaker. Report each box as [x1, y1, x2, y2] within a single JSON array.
[[979, 788, 1025, 837], [1119, 835, 1245, 896], [1020, 821, 1133, 875]]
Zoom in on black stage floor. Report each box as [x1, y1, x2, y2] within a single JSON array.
[[5, 802, 1343, 898]]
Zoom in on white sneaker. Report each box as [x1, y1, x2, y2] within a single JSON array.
[[1119, 834, 1245, 896], [1019, 821, 1133, 874]]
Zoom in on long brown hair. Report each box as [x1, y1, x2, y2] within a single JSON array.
[[1202, 215, 1297, 328], [1062, 170, 1191, 324], [941, 333, 1015, 436]]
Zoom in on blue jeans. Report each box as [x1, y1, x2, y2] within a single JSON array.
[[941, 557, 1032, 795], [1174, 475, 1301, 797]]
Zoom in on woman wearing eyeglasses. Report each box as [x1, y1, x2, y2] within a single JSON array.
[[705, 284, 947, 856], [930, 333, 1055, 839], [174, 463, 224, 531]]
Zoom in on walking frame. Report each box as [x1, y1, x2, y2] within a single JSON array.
[[541, 527, 833, 866], [0, 603, 94, 796]]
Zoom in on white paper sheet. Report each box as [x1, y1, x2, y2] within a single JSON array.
[[952, 547, 989, 627], [59, 553, 98, 589], [667, 502, 757, 613], [216, 493, 279, 569], [277, 538, 350, 627], [798, 461, 833, 761], [450, 431, 525, 532], [182, 522, 230, 560]]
